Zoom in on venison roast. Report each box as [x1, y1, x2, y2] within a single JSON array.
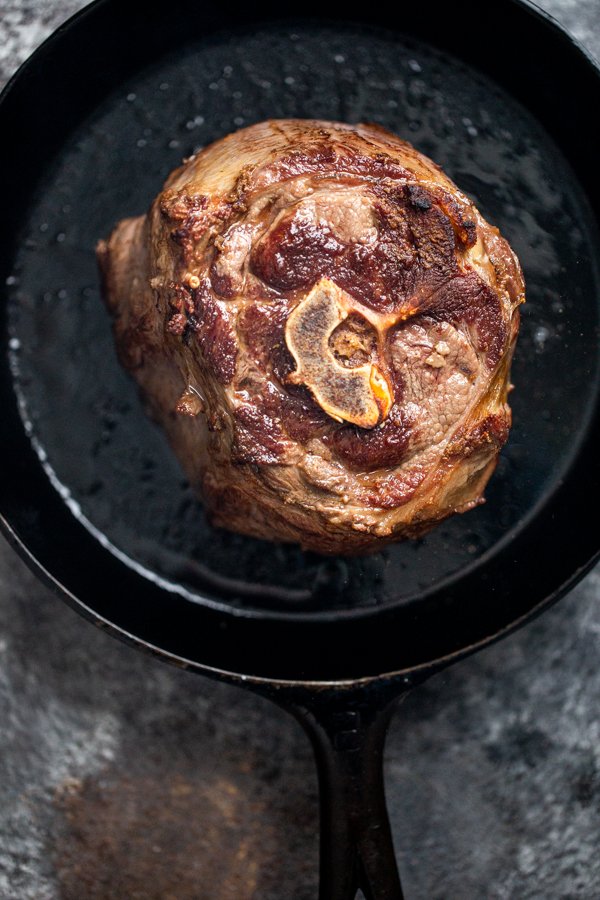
[[97, 119, 524, 554]]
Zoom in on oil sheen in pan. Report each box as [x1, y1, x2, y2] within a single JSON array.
[[6, 23, 600, 615]]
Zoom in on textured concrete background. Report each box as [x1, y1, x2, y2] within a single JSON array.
[[1, 1, 600, 898]]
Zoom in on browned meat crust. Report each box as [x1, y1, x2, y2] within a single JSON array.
[[97, 119, 524, 554]]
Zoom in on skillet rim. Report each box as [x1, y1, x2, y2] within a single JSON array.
[[1, 0, 599, 684]]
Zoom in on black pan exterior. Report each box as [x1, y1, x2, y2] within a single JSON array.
[[1, 0, 599, 683]]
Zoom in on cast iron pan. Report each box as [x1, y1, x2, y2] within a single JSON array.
[[1, 0, 599, 896]]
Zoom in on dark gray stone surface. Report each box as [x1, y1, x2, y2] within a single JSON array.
[[1, 1, 599, 897]]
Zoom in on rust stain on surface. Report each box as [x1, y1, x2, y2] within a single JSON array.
[[50, 763, 316, 900]]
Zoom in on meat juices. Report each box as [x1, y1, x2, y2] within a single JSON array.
[[97, 120, 524, 554]]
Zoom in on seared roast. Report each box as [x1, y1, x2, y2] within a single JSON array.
[[97, 120, 524, 554]]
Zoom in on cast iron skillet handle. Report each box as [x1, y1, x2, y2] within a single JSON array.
[[273, 679, 410, 900]]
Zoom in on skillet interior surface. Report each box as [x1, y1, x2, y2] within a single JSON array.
[[1, 0, 599, 682]]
